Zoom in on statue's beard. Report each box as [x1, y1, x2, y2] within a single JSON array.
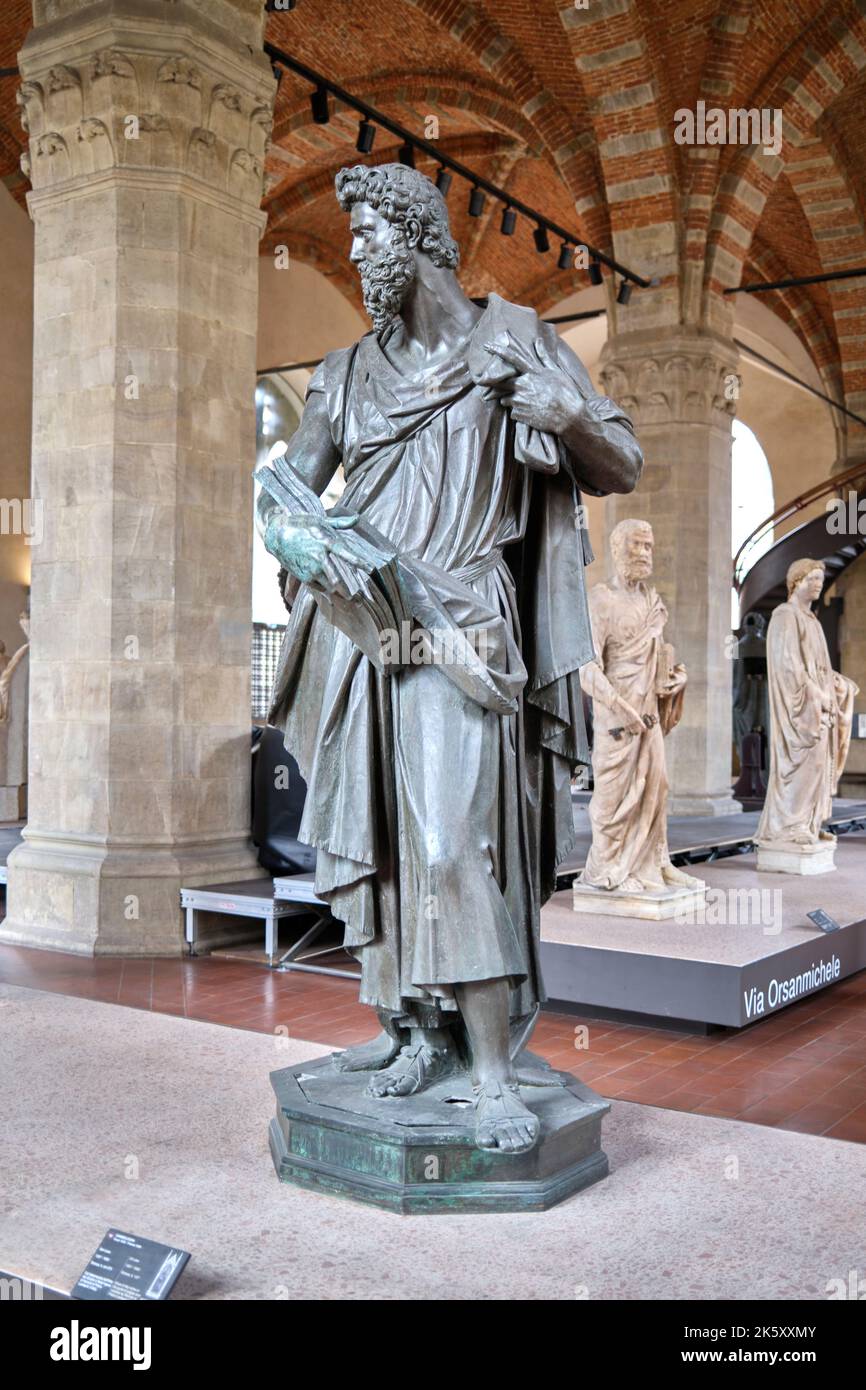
[[618, 558, 652, 583], [357, 242, 416, 333]]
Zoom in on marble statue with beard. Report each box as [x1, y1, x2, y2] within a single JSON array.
[[257, 163, 642, 1156], [574, 519, 704, 915]]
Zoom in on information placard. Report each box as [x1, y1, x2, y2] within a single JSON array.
[[71, 1230, 190, 1301], [807, 908, 842, 934]]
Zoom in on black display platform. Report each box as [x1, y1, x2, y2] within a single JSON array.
[[542, 838, 866, 1029]]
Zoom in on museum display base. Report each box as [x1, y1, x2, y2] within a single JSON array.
[[269, 1050, 609, 1214], [542, 839, 866, 1028], [572, 878, 706, 920], [756, 841, 836, 875]]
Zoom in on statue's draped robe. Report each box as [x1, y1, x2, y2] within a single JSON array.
[[756, 603, 857, 845], [267, 295, 637, 1021], [579, 582, 682, 889]]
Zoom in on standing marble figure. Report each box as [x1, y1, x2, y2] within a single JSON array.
[[258, 164, 641, 1154], [756, 559, 858, 872], [575, 519, 703, 907]]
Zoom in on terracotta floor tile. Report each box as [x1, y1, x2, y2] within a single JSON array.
[[3, 943, 866, 1143], [824, 1104, 866, 1142]]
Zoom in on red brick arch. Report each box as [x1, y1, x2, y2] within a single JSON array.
[[703, 4, 866, 307], [402, 0, 609, 246], [556, 0, 679, 255], [271, 73, 544, 155], [264, 128, 524, 241]]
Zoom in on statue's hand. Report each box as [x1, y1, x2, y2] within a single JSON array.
[[263, 511, 359, 589], [615, 698, 648, 736], [484, 337, 583, 435], [664, 664, 687, 696]]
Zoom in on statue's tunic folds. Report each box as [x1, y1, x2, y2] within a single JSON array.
[[756, 603, 857, 845], [268, 296, 636, 1020], [579, 582, 683, 889]]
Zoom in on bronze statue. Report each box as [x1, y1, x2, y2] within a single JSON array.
[[258, 164, 641, 1155]]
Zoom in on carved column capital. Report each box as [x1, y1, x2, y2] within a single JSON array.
[[600, 328, 741, 429], [18, 0, 276, 218]]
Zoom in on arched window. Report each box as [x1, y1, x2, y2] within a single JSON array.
[[731, 420, 774, 627]]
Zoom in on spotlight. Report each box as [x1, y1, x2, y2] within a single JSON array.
[[533, 224, 550, 254], [500, 205, 517, 236], [356, 120, 376, 153], [468, 186, 486, 217], [398, 142, 415, 168], [616, 279, 633, 305], [435, 166, 452, 195], [557, 241, 572, 270], [588, 259, 603, 286], [310, 85, 330, 125]]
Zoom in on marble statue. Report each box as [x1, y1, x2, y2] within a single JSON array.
[[257, 163, 641, 1157], [0, 611, 30, 819], [0, 614, 29, 723], [756, 559, 858, 873], [574, 519, 704, 915]]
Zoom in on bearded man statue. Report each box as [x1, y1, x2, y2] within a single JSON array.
[[257, 163, 641, 1156], [574, 518, 704, 913]]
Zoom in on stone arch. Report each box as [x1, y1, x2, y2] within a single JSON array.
[[264, 129, 525, 246], [703, 4, 866, 310], [401, 0, 609, 245], [258, 229, 364, 315], [744, 235, 843, 405], [557, 0, 679, 295], [271, 73, 542, 156]]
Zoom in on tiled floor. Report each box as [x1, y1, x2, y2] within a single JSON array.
[[3, 942, 866, 1143]]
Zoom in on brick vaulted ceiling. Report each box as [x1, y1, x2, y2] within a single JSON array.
[[1, 0, 866, 407]]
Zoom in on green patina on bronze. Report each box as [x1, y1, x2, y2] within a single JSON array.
[[269, 1053, 609, 1215]]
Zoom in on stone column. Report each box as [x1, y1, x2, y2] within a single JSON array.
[[599, 327, 742, 816], [833, 438, 866, 797], [2, 0, 275, 954]]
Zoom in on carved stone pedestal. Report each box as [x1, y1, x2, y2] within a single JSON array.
[[269, 1052, 609, 1214], [756, 841, 836, 875], [573, 878, 707, 921]]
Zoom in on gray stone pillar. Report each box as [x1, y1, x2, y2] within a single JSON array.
[[600, 327, 742, 816], [833, 440, 866, 797], [2, 0, 275, 953]]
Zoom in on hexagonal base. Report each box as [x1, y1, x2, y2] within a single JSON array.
[[269, 1051, 609, 1214]]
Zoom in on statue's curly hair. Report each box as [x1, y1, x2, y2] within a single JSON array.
[[335, 163, 460, 269], [610, 517, 653, 563], [786, 557, 824, 596]]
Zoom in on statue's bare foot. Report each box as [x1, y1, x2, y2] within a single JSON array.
[[513, 1062, 566, 1088], [638, 874, 666, 892], [617, 875, 645, 893], [333, 1029, 402, 1073], [818, 830, 836, 843], [473, 1078, 540, 1154], [661, 863, 705, 890], [365, 1042, 450, 1097]]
